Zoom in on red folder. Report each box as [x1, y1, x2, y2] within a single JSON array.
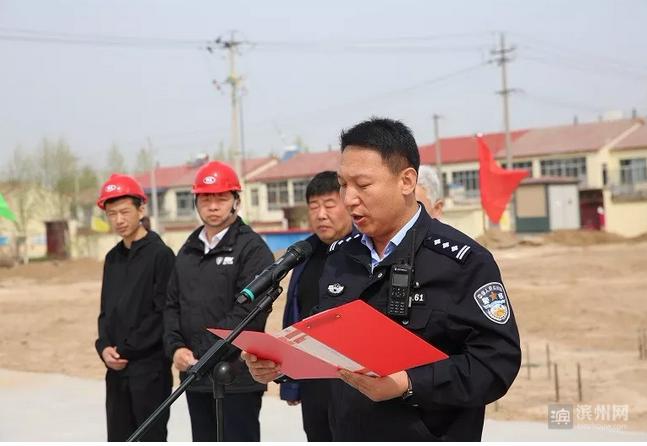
[[210, 299, 448, 379]]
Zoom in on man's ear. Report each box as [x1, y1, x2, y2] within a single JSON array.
[[401, 167, 418, 196], [232, 197, 241, 213]]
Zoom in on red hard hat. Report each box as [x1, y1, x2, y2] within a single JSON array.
[[97, 174, 147, 210], [192, 161, 242, 195]]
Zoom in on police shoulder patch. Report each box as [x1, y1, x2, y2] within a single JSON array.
[[423, 234, 473, 264], [473, 282, 510, 324]]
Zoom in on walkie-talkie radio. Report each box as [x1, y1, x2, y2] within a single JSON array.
[[386, 229, 416, 318], [387, 264, 413, 317]]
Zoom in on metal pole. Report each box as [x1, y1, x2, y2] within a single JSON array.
[[240, 89, 246, 166], [147, 138, 159, 232], [546, 344, 552, 379], [432, 114, 444, 198], [495, 32, 516, 232], [226, 33, 243, 183]]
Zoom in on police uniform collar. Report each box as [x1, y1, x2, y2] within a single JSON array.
[[327, 228, 362, 253], [375, 209, 432, 269], [332, 211, 433, 270]]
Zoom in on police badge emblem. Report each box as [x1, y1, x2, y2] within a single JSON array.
[[327, 283, 345, 296], [473, 282, 510, 324]]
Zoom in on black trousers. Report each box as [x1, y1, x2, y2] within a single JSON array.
[[300, 379, 333, 442], [105, 368, 172, 442], [186, 390, 263, 442]]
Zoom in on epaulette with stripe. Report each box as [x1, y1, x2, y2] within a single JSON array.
[[423, 234, 473, 264], [328, 233, 362, 253]]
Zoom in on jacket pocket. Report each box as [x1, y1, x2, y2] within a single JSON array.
[[405, 307, 447, 341]]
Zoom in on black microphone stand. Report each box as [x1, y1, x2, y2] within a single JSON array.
[[127, 284, 283, 442]]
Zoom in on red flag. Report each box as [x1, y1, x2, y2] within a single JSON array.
[[478, 136, 529, 224]]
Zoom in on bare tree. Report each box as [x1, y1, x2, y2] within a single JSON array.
[[1, 147, 41, 263], [34, 138, 78, 218], [106, 143, 127, 177], [134, 147, 154, 174]]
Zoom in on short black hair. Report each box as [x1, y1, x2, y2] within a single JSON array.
[[306, 171, 340, 202], [339, 117, 420, 174], [104, 195, 143, 208]]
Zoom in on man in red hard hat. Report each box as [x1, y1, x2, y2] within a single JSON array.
[[95, 173, 175, 441], [164, 161, 274, 441]]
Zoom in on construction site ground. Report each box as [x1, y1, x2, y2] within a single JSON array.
[[0, 230, 646, 438]]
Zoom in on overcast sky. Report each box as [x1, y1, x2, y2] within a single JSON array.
[[1, 0, 646, 173]]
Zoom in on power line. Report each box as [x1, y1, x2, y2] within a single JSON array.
[[518, 54, 647, 81], [112, 62, 489, 156], [263, 61, 490, 129], [518, 92, 609, 114], [0, 27, 204, 46], [0, 27, 487, 54], [510, 31, 647, 73], [252, 41, 488, 54]]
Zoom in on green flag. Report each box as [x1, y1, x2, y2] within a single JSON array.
[[0, 193, 16, 221]]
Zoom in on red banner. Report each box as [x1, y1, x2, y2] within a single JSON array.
[[478, 136, 529, 224]]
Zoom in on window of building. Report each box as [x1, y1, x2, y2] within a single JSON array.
[[619, 158, 647, 184], [501, 161, 533, 176], [250, 188, 259, 207], [176, 191, 193, 217], [452, 170, 480, 197], [441, 172, 448, 197], [292, 179, 310, 205], [540, 157, 587, 183], [267, 181, 289, 209]]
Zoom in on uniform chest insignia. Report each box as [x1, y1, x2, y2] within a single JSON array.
[[216, 256, 234, 265], [327, 283, 345, 296], [473, 282, 510, 324]]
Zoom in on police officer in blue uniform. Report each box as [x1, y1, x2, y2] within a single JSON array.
[[244, 118, 521, 441]]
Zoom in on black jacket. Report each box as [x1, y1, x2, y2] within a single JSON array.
[[319, 207, 521, 441], [164, 217, 275, 393], [95, 231, 175, 376]]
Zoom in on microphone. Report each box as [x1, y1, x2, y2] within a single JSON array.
[[236, 239, 314, 304]]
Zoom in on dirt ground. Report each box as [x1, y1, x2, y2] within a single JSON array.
[[1, 234, 646, 430]]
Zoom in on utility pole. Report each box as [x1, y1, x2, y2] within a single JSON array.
[[208, 32, 247, 183], [432, 114, 444, 198], [147, 138, 159, 233], [240, 87, 247, 165], [491, 32, 517, 231]]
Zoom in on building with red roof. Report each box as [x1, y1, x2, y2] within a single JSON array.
[[244, 118, 647, 237], [122, 117, 647, 238], [131, 155, 277, 228]]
